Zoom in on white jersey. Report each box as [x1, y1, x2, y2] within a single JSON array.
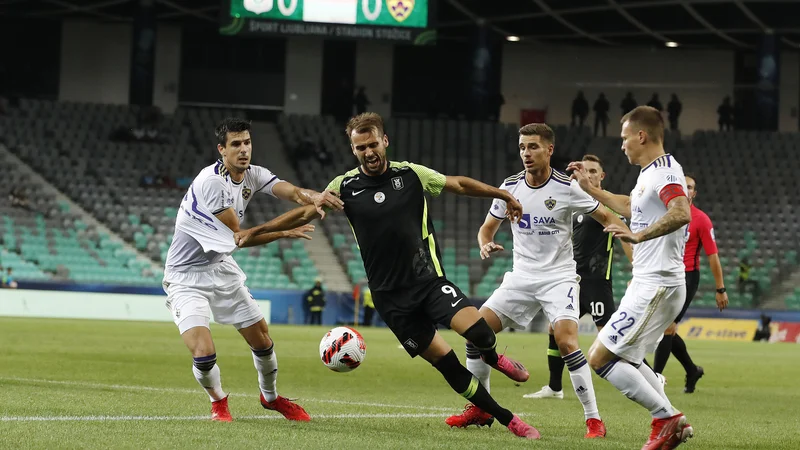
[[629, 154, 687, 286], [165, 160, 281, 271], [489, 169, 599, 277]]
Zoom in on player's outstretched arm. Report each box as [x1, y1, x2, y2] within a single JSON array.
[[605, 195, 691, 244], [589, 207, 635, 262], [235, 205, 320, 247], [272, 181, 344, 219], [444, 176, 522, 223], [237, 225, 315, 248], [567, 161, 631, 218], [215, 208, 242, 233], [477, 214, 505, 259]]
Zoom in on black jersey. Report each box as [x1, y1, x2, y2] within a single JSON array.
[[326, 161, 447, 292], [572, 208, 617, 281]]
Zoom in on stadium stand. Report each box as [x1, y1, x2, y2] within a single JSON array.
[[0, 100, 324, 290], [2, 99, 797, 308]]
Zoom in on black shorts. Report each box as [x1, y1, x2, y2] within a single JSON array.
[[578, 278, 616, 326], [674, 270, 700, 323], [371, 277, 471, 357]]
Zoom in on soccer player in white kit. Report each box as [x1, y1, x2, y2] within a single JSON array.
[[445, 123, 629, 439], [567, 106, 694, 450], [163, 118, 343, 422]]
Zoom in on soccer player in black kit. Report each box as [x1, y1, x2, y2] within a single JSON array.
[[524, 155, 633, 400], [235, 112, 541, 439]]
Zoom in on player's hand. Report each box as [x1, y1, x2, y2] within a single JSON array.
[[284, 224, 315, 240], [504, 196, 523, 224], [567, 161, 592, 192], [716, 291, 729, 311], [234, 228, 254, 248], [480, 242, 505, 259], [313, 190, 344, 220], [604, 223, 641, 244]]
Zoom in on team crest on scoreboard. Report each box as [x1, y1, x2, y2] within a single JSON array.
[[392, 176, 404, 190], [544, 197, 556, 211], [242, 187, 252, 200], [387, 0, 415, 22], [243, 0, 271, 15]]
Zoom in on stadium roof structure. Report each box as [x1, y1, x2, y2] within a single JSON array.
[[3, 0, 800, 50], [439, 0, 800, 49]]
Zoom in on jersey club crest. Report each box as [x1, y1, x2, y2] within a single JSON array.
[[242, 187, 252, 200], [392, 176, 404, 190], [387, 0, 415, 22], [544, 197, 556, 211]]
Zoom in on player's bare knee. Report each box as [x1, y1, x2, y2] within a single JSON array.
[[557, 338, 579, 356], [553, 319, 579, 355], [181, 324, 215, 357], [664, 323, 677, 335], [251, 330, 273, 350], [239, 319, 273, 349], [587, 341, 611, 371], [587, 351, 605, 371]]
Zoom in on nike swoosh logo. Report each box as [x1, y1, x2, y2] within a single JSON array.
[[352, 189, 366, 196], [451, 298, 463, 307]]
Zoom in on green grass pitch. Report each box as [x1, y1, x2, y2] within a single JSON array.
[[1, 317, 799, 449]]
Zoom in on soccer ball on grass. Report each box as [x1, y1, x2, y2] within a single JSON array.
[[319, 326, 366, 372]]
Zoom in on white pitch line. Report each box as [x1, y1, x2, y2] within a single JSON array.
[[1, 413, 452, 422], [0, 377, 455, 412]]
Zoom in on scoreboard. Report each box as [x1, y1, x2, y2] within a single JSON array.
[[220, 0, 436, 45]]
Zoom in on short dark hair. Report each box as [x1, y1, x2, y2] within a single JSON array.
[[684, 173, 697, 185], [215, 118, 251, 147], [346, 112, 385, 138], [621, 106, 664, 144], [518, 123, 555, 146], [581, 154, 604, 170]]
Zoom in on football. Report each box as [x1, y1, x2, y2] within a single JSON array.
[[319, 326, 367, 372]]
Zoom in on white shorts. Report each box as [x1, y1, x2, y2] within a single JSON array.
[[597, 279, 685, 364], [482, 270, 580, 330], [162, 259, 264, 334]]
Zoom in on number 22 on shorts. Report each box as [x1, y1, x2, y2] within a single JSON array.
[[610, 311, 635, 336]]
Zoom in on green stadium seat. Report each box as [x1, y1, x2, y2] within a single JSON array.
[[332, 233, 346, 249], [469, 248, 482, 260]]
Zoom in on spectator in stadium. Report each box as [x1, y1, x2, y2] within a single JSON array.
[[571, 91, 589, 128], [667, 94, 682, 131], [2, 267, 17, 289], [718, 97, 734, 131], [490, 93, 505, 122], [593, 93, 610, 137], [738, 258, 751, 294], [305, 279, 326, 325], [354, 86, 370, 115], [646, 93, 663, 113], [9, 187, 31, 211], [753, 314, 772, 342], [362, 286, 375, 326], [620, 92, 637, 116]]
